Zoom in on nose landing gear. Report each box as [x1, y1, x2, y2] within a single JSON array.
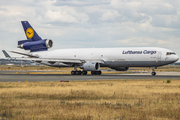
[[151, 71, 156, 76], [151, 67, 156, 76]]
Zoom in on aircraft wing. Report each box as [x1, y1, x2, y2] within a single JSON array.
[[12, 57, 104, 64], [3, 50, 104, 65], [14, 57, 83, 64]]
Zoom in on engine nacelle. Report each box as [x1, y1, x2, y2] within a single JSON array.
[[18, 39, 53, 52], [113, 67, 129, 71], [81, 62, 100, 71]]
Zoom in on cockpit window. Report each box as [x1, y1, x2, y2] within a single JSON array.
[[166, 52, 176, 55]]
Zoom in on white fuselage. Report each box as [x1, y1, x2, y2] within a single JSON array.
[[32, 47, 179, 69]]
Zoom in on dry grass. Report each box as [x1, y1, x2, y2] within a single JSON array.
[[0, 65, 73, 71], [0, 80, 180, 120]]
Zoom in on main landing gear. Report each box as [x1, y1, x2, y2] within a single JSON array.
[[71, 65, 101, 75], [91, 71, 102, 75], [71, 71, 87, 75], [151, 67, 156, 76], [71, 70, 102, 75]]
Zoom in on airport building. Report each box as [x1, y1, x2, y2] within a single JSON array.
[[0, 58, 35, 66], [174, 62, 180, 65]]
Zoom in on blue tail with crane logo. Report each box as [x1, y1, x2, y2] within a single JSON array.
[[22, 21, 42, 40]]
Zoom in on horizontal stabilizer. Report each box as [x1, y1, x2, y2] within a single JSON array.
[[10, 51, 39, 58], [2, 50, 11, 58]]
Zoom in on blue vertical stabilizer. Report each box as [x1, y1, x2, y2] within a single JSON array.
[[21, 21, 42, 41]]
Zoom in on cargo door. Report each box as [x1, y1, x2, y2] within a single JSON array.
[[157, 51, 162, 60]]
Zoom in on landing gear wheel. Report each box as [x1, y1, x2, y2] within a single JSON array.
[[95, 71, 101, 75], [75, 71, 81, 75], [151, 67, 156, 76], [75, 71, 78, 75], [71, 71, 82, 75], [82, 71, 87, 75], [98, 71, 102, 75], [91, 71, 95, 75], [78, 71, 82, 75], [71, 71, 75, 75], [91, 71, 102, 75], [151, 72, 156, 76]]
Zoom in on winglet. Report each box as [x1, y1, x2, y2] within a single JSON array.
[[2, 50, 11, 58]]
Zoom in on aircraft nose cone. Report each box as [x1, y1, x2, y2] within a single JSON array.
[[174, 55, 179, 61]]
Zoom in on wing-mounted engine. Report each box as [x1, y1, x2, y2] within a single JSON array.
[[18, 39, 53, 52], [81, 62, 100, 71], [112, 67, 129, 71]]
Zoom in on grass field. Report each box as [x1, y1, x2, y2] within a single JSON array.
[[0, 80, 180, 120]]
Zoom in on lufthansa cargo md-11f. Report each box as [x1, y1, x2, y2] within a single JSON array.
[[3, 21, 179, 76]]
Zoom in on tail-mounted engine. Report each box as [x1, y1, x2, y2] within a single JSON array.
[[18, 39, 53, 52], [18, 21, 54, 52]]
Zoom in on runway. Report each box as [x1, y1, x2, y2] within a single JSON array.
[[0, 72, 180, 82]]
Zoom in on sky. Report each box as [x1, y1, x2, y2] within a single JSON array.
[[0, 0, 180, 60]]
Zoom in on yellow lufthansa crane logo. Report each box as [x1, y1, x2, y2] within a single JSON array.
[[26, 28, 34, 39]]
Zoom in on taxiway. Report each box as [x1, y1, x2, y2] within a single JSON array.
[[0, 72, 180, 82]]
